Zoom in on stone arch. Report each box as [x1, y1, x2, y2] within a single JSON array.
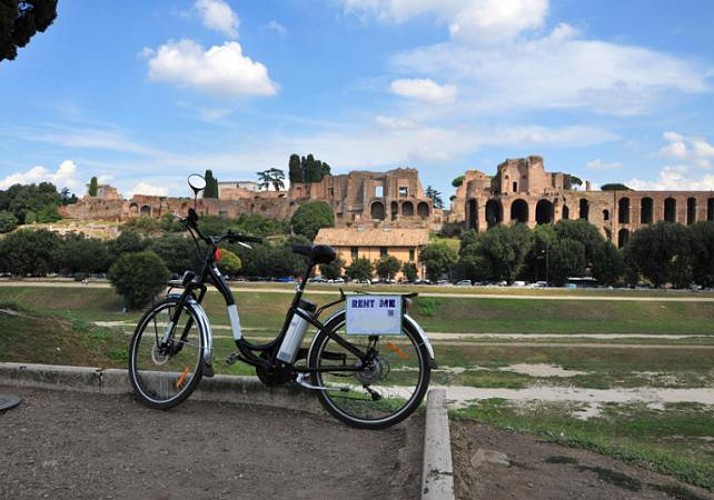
[[579, 199, 589, 220], [618, 197, 630, 224], [535, 199, 554, 225], [129, 203, 139, 216], [618, 228, 630, 248], [687, 197, 697, 225], [402, 200, 414, 217], [562, 205, 570, 220], [664, 197, 677, 223], [485, 199, 503, 228], [602, 209, 610, 221], [370, 201, 385, 220], [417, 201, 430, 218], [467, 199, 478, 231], [140, 205, 151, 217], [708, 198, 714, 221], [390, 201, 399, 221], [510, 199, 529, 223], [640, 197, 653, 224]]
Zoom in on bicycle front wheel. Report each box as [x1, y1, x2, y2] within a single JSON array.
[[128, 297, 204, 409], [308, 314, 431, 429]]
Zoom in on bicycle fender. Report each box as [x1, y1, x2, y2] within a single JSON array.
[[167, 293, 213, 367], [312, 309, 437, 368]]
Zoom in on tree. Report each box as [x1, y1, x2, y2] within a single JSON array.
[[626, 221, 693, 288], [108, 251, 170, 310], [452, 175, 465, 188], [0, 0, 58, 62], [375, 255, 402, 281], [0, 210, 18, 233], [345, 257, 373, 281], [148, 233, 197, 274], [0, 182, 62, 224], [290, 201, 335, 241], [548, 239, 587, 286], [59, 234, 112, 275], [689, 221, 714, 288], [108, 230, 147, 259], [217, 248, 242, 277], [425, 185, 443, 209], [257, 168, 285, 191], [591, 242, 624, 286], [0, 228, 61, 276], [319, 256, 344, 280], [477, 224, 533, 284], [288, 154, 302, 184], [288, 154, 331, 183], [203, 169, 219, 198], [601, 183, 632, 191], [88, 176, 99, 197], [402, 262, 418, 282], [419, 241, 458, 283]]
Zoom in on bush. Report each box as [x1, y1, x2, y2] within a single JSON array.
[[107, 251, 170, 310]]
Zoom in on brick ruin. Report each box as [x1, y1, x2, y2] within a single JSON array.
[[449, 155, 714, 247], [60, 157, 714, 246]]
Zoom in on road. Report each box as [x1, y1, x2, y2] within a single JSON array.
[[0, 385, 423, 500]]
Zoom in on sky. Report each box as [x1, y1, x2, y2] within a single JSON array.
[[1, 0, 714, 202]]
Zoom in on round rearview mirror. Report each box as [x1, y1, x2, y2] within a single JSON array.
[[187, 173, 207, 194]]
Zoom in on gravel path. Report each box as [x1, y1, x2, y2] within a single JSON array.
[[0, 385, 423, 500]]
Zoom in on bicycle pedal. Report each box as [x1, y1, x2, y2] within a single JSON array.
[[226, 352, 241, 365]]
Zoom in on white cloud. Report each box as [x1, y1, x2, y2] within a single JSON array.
[[143, 39, 278, 98], [390, 78, 457, 103], [375, 115, 419, 130], [126, 182, 169, 198], [391, 24, 709, 116], [657, 131, 714, 168], [449, 0, 548, 43], [264, 20, 287, 36], [341, 0, 548, 42], [627, 167, 714, 191], [0, 160, 83, 191], [195, 0, 239, 39], [587, 159, 622, 170]]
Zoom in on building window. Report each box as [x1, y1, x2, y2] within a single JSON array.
[[375, 185, 384, 197], [512, 182, 518, 192], [409, 249, 415, 261], [399, 186, 408, 197], [328, 188, 334, 198], [380, 247, 388, 258], [351, 247, 358, 260]]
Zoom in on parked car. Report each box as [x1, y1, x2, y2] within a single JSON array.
[[455, 279, 472, 286]]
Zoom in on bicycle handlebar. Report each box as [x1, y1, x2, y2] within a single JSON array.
[[183, 208, 263, 247]]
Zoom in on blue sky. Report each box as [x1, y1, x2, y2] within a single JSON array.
[[1, 0, 713, 201]]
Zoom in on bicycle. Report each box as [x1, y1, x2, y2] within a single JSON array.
[[128, 174, 436, 429]]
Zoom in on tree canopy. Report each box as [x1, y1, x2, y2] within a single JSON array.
[[203, 169, 219, 199], [108, 251, 170, 310], [290, 200, 335, 241], [1, 0, 58, 62], [257, 168, 285, 191], [288, 154, 331, 183], [601, 183, 632, 191]]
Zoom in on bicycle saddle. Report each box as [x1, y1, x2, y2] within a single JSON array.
[[292, 245, 336, 265]]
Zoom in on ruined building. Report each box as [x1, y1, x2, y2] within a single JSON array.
[[449, 156, 714, 247]]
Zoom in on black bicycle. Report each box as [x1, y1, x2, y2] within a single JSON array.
[[128, 174, 436, 429]]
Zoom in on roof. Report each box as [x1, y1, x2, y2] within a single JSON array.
[[314, 227, 430, 247]]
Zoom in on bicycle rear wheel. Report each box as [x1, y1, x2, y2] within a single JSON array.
[[308, 314, 431, 429], [128, 297, 204, 409]]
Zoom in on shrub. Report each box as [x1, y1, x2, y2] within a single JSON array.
[[107, 251, 170, 310]]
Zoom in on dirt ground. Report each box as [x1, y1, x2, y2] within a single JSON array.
[[0, 386, 423, 500], [451, 418, 714, 500]]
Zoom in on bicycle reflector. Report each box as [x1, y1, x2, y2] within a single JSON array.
[[214, 247, 222, 262]]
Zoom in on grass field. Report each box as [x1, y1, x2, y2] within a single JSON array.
[[1, 282, 713, 491]]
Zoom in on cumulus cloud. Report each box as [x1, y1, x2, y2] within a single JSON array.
[[657, 131, 714, 168], [143, 39, 278, 98], [587, 159, 622, 170], [195, 0, 239, 39], [0, 160, 83, 191], [391, 23, 709, 116], [341, 0, 548, 42], [627, 132, 714, 190], [264, 20, 287, 36], [390, 78, 457, 103], [126, 182, 169, 198]]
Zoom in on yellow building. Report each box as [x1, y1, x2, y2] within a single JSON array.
[[314, 227, 430, 279]]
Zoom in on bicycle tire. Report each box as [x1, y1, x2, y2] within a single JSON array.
[[128, 297, 204, 409], [308, 312, 431, 429]]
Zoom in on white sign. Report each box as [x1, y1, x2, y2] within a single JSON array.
[[346, 295, 403, 335]]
